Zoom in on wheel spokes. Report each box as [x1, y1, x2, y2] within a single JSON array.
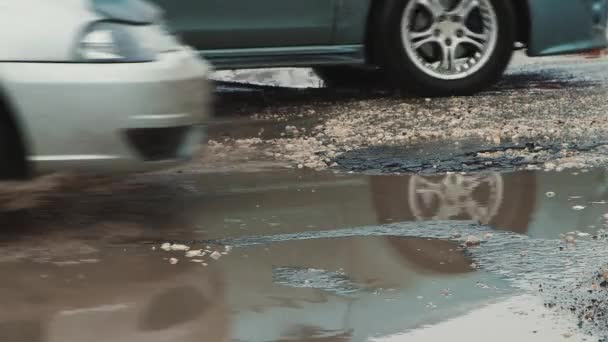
[[409, 28, 436, 40], [415, 0, 445, 18], [462, 27, 488, 41], [409, 27, 441, 49], [450, 0, 480, 18], [440, 43, 457, 72], [402, 0, 498, 79], [455, 20, 491, 52], [458, 36, 486, 50]]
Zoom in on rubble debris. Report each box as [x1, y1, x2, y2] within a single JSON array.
[[160, 243, 190, 252], [210, 251, 222, 260], [185, 250, 205, 258], [169, 244, 190, 251]]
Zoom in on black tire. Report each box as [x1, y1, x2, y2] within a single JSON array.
[[375, 0, 516, 96], [0, 123, 13, 179], [313, 66, 389, 88], [0, 114, 26, 180]]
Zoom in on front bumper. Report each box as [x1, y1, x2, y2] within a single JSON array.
[[1, 48, 211, 174]]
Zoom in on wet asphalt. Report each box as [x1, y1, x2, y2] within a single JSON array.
[[1, 54, 608, 341]]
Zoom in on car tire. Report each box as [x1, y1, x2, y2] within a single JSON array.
[[375, 0, 516, 96], [313, 66, 388, 88], [0, 115, 26, 180], [0, 123, 13, 179]]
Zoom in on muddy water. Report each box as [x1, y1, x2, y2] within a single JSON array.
[[0, 169, 607, 341]]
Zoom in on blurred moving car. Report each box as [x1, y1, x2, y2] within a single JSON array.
[[151, 0, 608, 95], [0, 0, 211, 180]]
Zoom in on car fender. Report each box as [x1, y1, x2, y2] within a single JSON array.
[[0, 0, 99, 62]]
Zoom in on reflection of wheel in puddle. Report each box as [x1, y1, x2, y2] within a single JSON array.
[[408, 173, 504, 224]]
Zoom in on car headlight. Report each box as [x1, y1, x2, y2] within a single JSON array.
[[76, 21, 156, 62]]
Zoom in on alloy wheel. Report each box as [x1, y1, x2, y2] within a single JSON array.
[[401, 0, 499, 80]]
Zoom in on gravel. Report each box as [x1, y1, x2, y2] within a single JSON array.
[[543, 267, 608, 341], [206, 57, 608, 174]]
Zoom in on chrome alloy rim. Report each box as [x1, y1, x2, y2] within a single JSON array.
[[408, 172, 504, 224], [401, 0, 499, 80]]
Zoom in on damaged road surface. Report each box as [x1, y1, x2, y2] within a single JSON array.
[[3, 53, 608, 341], [206, 53, 608, 174], [1, 168, 608, 341]]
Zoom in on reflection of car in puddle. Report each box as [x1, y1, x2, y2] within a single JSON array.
[[220, 170, 608, 341], [371, 172, 536, 234], [3, 169, 608, 342], [373, 169, 608, 238], [408, 173, 504, 224], [0, 232, 229, 342], [224, 235, 510, 342], [218, 173, 538, 342]]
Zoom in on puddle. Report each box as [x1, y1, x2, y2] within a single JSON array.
[[0, 168, 608, 340], [272, 266, 361, 296]]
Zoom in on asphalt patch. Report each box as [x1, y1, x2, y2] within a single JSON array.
[[333, 141, 608, 174]]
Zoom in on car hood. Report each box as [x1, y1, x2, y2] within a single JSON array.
[[0, 0, 164, 62], [91, 0, 162, 24]]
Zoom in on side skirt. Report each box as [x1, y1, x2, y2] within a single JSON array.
[[199, 44, 366, 69]]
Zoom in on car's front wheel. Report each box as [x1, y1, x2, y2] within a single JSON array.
[[376, 0, 516, 96], [0, 123, 16, 179], [0, 116, 26, 180]]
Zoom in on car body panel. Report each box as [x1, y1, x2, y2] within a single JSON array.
[[152, 0, 608, 69], [527, 0, 608, 56], [0, 0, 212, 176], [1, 48, 210, 174], [333, 0, 371, 44], [0, 0, 168, 62], [0, 0, 98, 62], [153, 0, 336, 50], [202, 45, 365, 69], [92, 0, 163, 24]]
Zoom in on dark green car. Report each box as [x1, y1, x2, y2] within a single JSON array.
[[152, 0, 608, 95]]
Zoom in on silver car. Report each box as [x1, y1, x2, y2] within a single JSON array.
[[0, 0, 211, 179]]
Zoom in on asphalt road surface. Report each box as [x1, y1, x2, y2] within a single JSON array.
[[1, 53, 608, 342]]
